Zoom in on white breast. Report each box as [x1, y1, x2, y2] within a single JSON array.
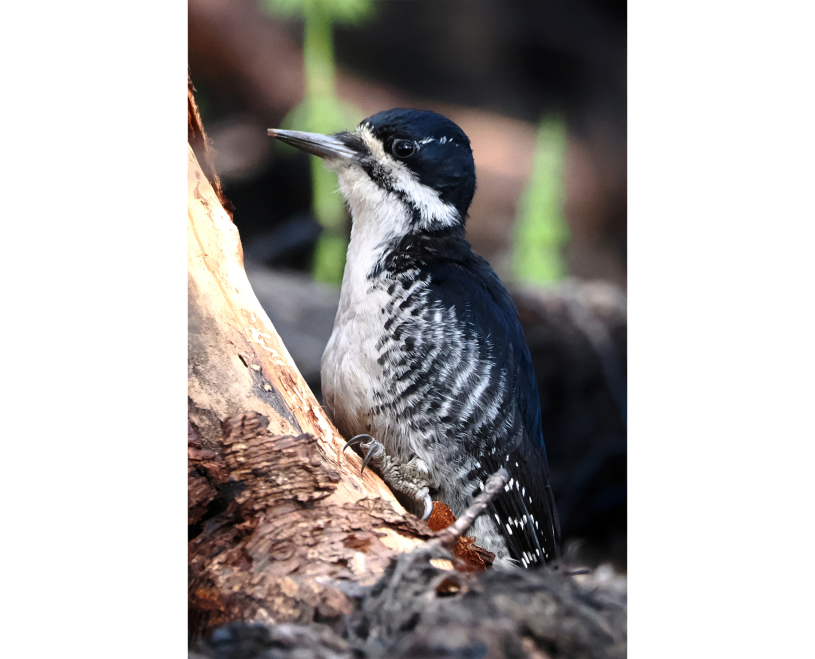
[[320, 163, 409, 437], [321, 288, 388, 437]]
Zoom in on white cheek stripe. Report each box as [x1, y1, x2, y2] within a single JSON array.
[[358, 126, 460, 230]]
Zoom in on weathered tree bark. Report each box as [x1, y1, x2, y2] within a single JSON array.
[[187, 85, 432, 643]]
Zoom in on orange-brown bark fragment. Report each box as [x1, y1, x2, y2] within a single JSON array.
[[426, 501, 494, 571]]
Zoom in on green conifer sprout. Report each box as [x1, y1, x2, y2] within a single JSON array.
[[512, 117, 570, 286]]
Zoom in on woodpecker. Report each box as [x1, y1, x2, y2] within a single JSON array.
[[268, 109, 561, 567]]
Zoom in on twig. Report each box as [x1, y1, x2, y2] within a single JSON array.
[[435, 468, 510, 547]]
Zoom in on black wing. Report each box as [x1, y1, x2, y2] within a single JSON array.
[[425, 249, 561, 566]]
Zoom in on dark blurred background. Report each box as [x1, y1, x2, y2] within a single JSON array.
[[189, 0, 627, 569]]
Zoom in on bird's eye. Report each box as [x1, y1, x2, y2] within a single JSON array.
[[391, 139, 417, 158]]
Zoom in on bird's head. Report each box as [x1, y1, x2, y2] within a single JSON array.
[[268, 109, 476, 238]]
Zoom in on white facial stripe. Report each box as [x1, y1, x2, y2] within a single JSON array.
[[356, 126, 460, 230], [359, 124, 386, 159]]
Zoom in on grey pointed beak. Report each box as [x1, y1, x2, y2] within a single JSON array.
[[267, 128, 359, 162]]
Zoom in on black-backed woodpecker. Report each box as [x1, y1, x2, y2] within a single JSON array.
[[268, 109, 561, 567]]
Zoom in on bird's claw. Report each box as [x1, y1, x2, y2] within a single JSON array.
[[343, 434, 385, 475], [342, 433, 374, 453], [361, 442, 385, 473], [421, 493, 433, 520]]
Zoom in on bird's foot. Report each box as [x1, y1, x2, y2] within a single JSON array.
[[343, 434, 434, 520]]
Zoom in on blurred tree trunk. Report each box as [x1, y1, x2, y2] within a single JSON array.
[[187, 81, 429, 643]]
